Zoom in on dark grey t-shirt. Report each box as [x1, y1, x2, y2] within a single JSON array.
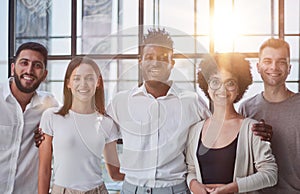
[[239, 92, 300, 194]]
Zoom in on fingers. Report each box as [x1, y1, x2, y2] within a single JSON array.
[[34, 128, 45, 148], [252, 119, 273, 142]]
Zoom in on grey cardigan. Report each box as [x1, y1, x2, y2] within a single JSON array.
[[186, 118, 278, 193]]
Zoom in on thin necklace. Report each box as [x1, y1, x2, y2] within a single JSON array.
[[71, 112, 103, 159]]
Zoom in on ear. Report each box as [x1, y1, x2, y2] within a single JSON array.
[[67, 78, 71, 89], [171, 59, 175, 67], [138, 58, 142, 68], [96, 76, 102, 88], [41, 70, 48, 81], [11, 63, 15, 76], [288, 63, 291, 74], [256, 62, 261, 74]]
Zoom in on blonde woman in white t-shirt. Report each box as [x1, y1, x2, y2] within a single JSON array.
[[38, 57, 124, 194]]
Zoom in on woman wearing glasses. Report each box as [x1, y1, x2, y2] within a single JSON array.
[[186, 54, 277, 194]]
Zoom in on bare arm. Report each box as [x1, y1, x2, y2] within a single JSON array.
[[103, 141, 125, 181], [38, 134, 53, 194]]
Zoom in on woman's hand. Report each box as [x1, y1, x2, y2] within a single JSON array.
[[205, 182, 237, 194], [190, 179, 209, 194]]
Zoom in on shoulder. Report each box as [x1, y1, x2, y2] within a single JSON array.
[[240, 93, 262, 107], [188, 120, 205, 140], [111, 88, 136, 101], [36, 91, 59, 106], [42, 107, 61, 117]]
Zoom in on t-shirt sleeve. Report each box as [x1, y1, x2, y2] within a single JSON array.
[[39, 108, 55, 136], [102, 116, 121, 143]]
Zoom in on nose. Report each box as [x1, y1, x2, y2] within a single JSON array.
[[25, 62, 34, 74], [270, 61, 278, 70], [218, 83, 227, 92], [80, 78, 88, 86]]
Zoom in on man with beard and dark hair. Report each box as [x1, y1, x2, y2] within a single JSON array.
[[0, 42, 58, 194]]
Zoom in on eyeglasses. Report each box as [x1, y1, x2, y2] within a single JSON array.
[[208, 78, 238, 91]]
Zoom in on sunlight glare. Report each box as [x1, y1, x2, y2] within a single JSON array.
[[213, 3, 240, 52]]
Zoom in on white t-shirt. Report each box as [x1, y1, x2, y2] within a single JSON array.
[[40, 107, 120, 191]]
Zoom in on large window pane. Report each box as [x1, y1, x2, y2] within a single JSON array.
[[15, 0, 52, 50], [235, 0, 278, 34], [51, 0, 71, 36], [196, 0, 210, 35], [285, 0, 299, 34], [160, 0, 194, 34]]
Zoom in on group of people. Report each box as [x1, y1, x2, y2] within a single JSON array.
[[0, 28, 299, 194]]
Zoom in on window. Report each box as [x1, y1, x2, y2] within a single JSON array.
[[6, 0, 299, 106], [3, 0, 300, 191]]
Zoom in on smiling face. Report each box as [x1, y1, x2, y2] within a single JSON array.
[[208, 70, 239, 106], [11, 49, 47, 93], [257, 46, 291, 87], [67, 63, 99, 104], [140, 45, 174, 84]]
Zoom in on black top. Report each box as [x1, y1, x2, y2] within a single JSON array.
[[197, 132, 238, 184]]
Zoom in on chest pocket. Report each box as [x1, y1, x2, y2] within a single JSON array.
[[0, 125, 14, 150]]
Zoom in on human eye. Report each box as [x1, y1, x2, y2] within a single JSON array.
[[85, 76, 96, 81], [262, 59, 272, 65], [158, 55, 169, 62], [73, 76, 80, 81], [226, 80, 236, 86], [209, 78, 221, 89], [144, 55, 154, 61], [18, 60, 28, 66], [33, 62, 44, 69], [277, 60, 288, 66], [211, 78, 220, 85]]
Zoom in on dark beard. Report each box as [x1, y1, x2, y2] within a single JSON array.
[[13, 69, 42, 93]]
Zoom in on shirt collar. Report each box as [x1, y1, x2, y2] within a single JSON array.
[[3, 77, 41, 108], [131, 81, 180, 98]]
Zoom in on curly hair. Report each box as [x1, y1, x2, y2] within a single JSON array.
[[198, 53, 252, 103], [142, 28, 174, 50]]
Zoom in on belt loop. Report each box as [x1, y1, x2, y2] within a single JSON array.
[[62, 187, 66, 194], [171, 185, 174, 194]]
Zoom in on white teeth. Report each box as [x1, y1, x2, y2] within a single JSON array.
[[217, 95, 227, 98], [23, 76, 33, 81], [78, 90, 89, 93], [150, 69, 160, 72], [269, 73, 280, 76]]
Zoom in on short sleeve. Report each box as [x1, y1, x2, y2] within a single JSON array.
[[101, 115, 121, 144], [39, 107, 58, 136]]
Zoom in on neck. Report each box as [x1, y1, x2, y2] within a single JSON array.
[[263, 84, 294, 102], [145, 81, 171, 98], [71, 100, 95, 114], [212, 103, 241, 120], [10, 82, 34, 112]]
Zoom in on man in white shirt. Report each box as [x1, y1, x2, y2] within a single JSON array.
[[107, 28, 210, 194], [0, 42, 58, 194]]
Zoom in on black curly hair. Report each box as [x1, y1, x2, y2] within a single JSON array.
[[198, 53, 253, 103], [142, 28, 174, 50]]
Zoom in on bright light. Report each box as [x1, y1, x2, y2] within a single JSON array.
[[213, 3, 240, 52]]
